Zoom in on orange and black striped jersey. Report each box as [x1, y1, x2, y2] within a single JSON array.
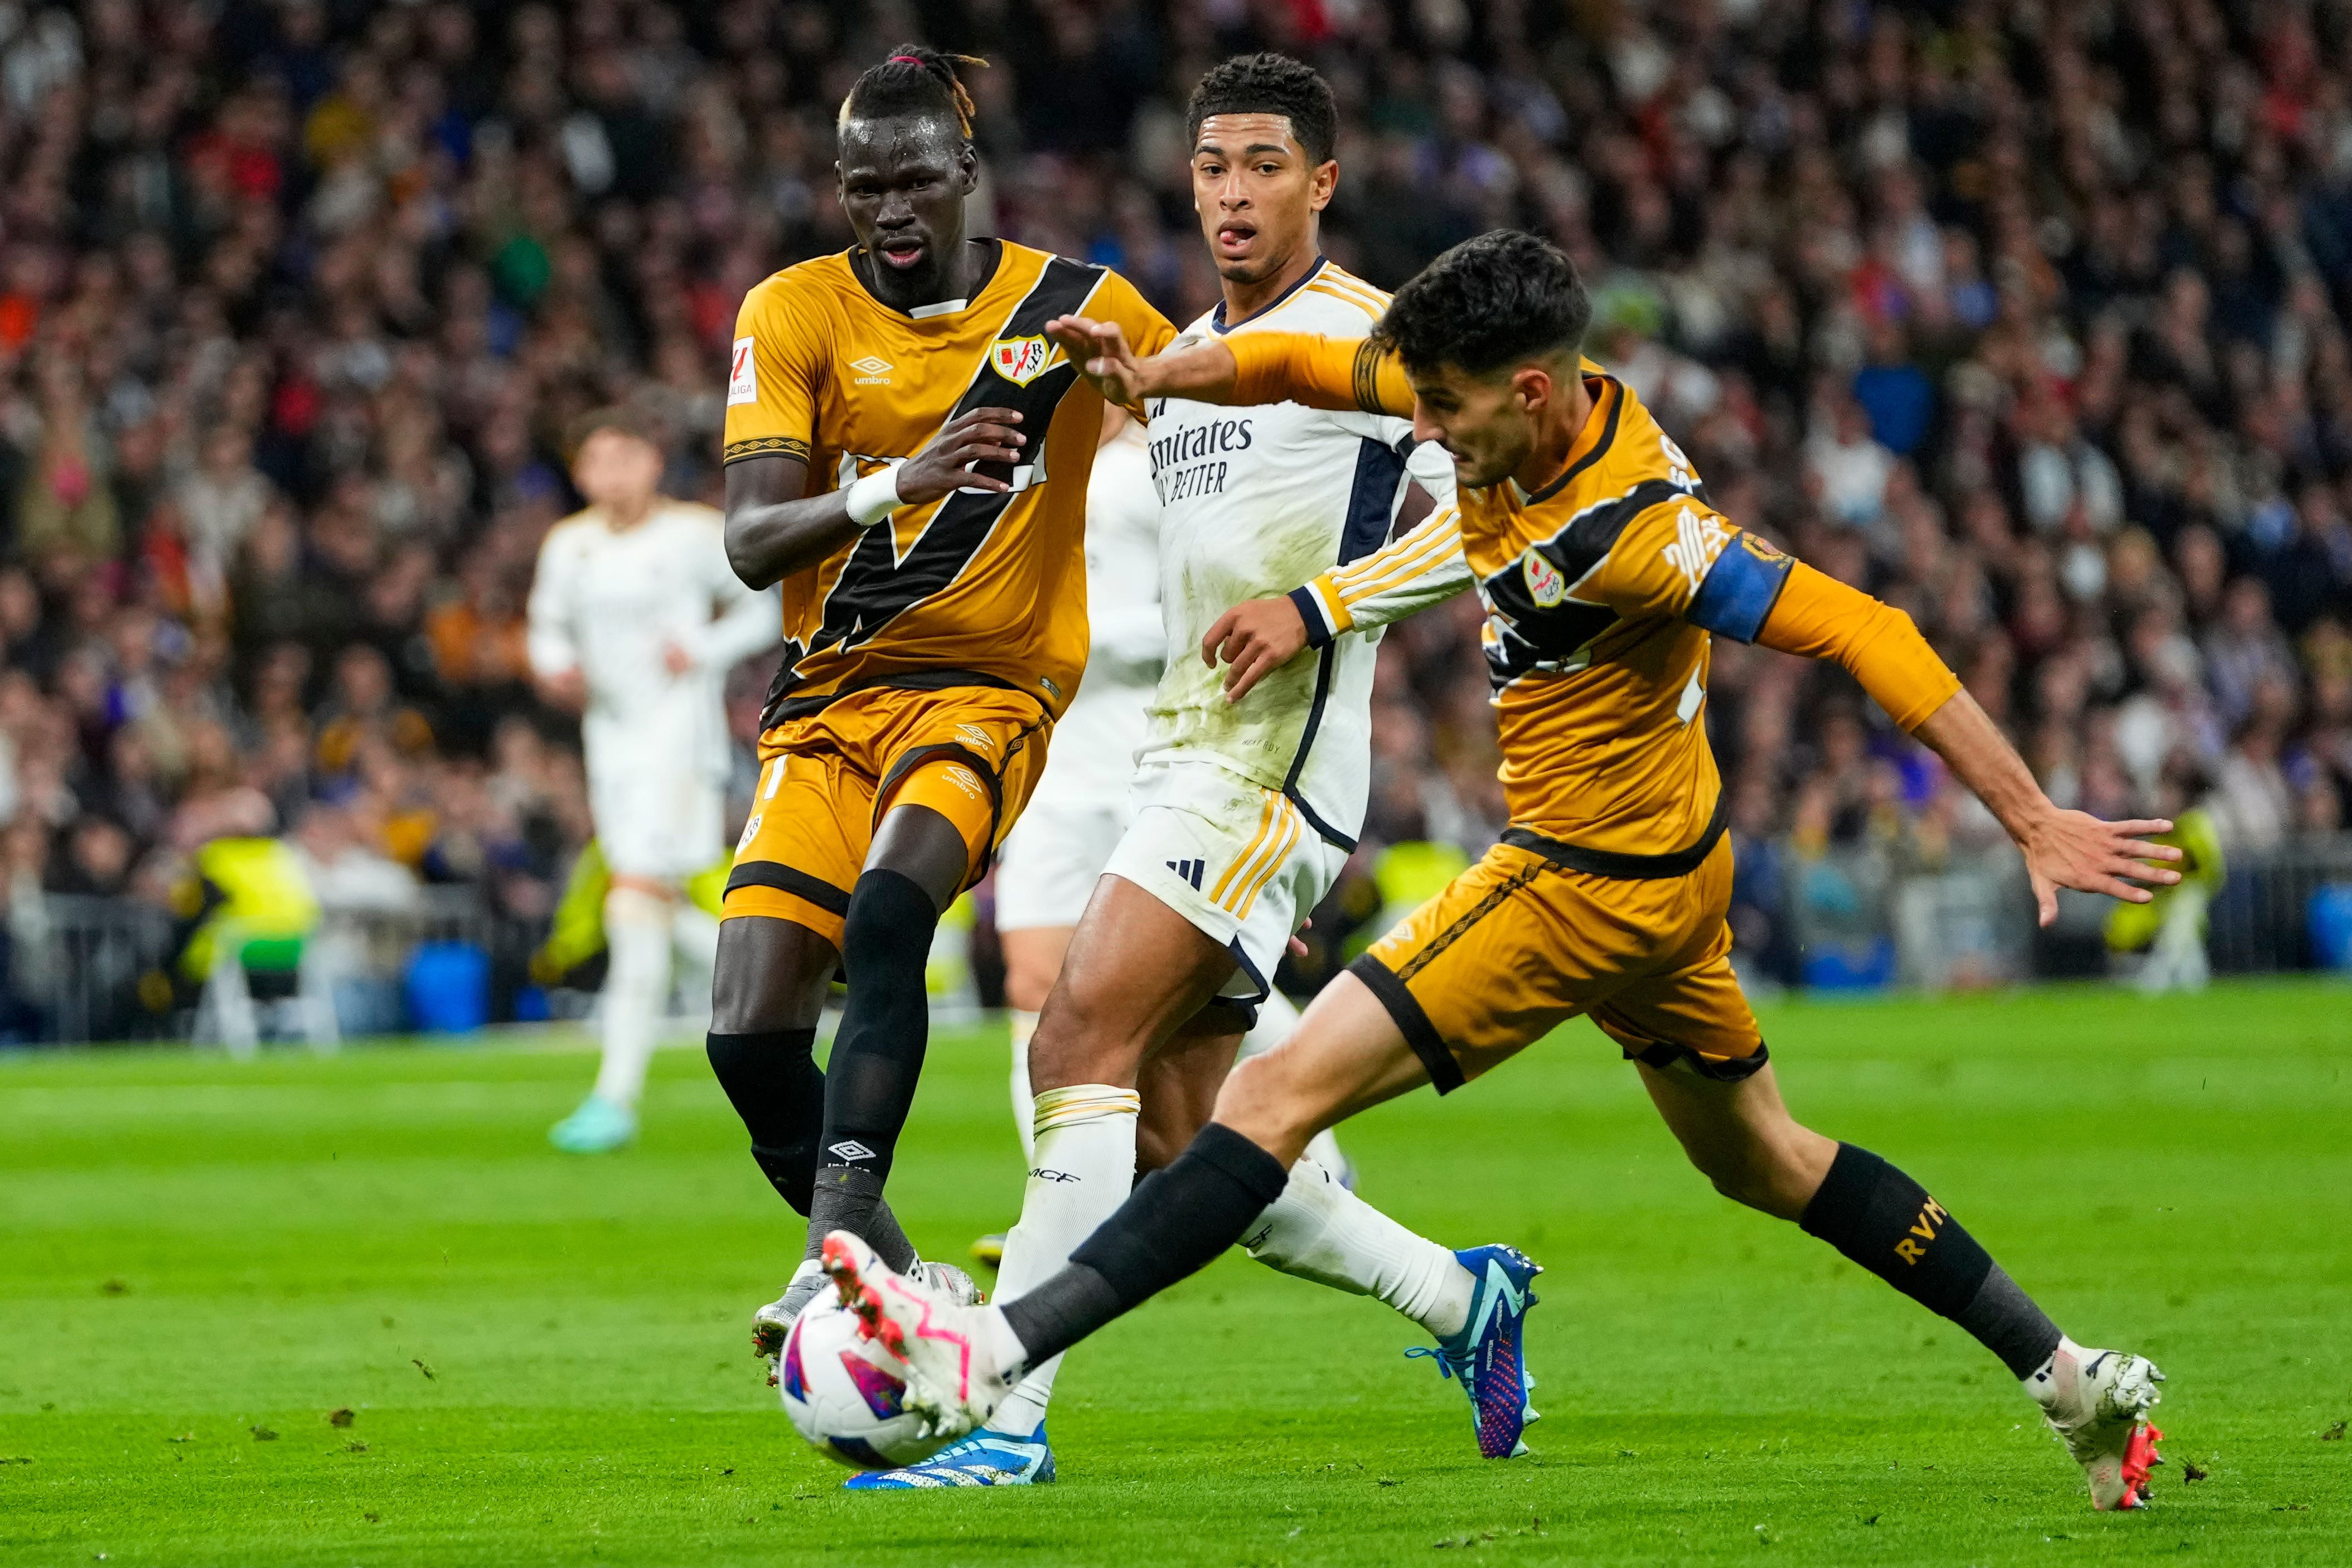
[[1236, 335, 1962, 861], [724, 241, 1176, 725]]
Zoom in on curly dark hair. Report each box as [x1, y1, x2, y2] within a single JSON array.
[[1184, 53, 1337, 166], [839, 44, 984, 142], [1372, 230, 1592, 377]]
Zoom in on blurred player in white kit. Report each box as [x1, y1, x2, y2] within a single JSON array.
[[529, 408, 780, 1153]]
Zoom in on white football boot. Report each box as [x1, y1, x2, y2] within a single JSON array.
[[753, 1255, 981, 1385], [2031, 1343, 2166, 1509], [820, 1230, 1024, 1440]]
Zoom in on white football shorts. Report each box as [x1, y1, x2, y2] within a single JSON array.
[[994, 800, 1129, 932], [591, 762, 725, 882], [1102, 761, 1348, 1005]]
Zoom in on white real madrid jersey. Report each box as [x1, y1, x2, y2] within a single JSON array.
[[526, 499, 780, 790], [1138, 259, 1461, 849]]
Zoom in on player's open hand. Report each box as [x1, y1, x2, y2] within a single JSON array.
[[1202, 595, 1309, 703], [2020, 810, 2184, 927], [898, 406, 1025, 502], [1045, 316, 1147, 405]]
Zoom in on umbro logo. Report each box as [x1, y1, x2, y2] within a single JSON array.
[[827, 1139, 877, 1163], [1166, 858, 1205, 890], [848, 355, 893, 384]]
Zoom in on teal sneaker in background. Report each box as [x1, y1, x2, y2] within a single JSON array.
[[549, 1093, 636, 1153]]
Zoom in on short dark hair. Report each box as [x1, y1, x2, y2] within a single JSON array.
[[839, 45, 982, 142], [569, 404, 666, 458], [1372, 230, 1592, 378], [1185, 53, 1337, 166]]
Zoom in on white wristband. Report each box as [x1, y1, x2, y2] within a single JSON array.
[[843, 462, 905, 527]]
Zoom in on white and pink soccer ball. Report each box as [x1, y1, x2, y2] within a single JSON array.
[[776, 1290, 951, 1469]]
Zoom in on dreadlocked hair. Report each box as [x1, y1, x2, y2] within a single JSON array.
[[839, 45, 984, 141]]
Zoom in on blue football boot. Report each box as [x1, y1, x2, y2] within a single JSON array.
[[843, 1423, 1055, 1489], [1406, 1243, 1542, 1458], [548, 1093, 636, 1153]]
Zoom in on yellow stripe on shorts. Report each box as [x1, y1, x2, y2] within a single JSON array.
[[1231, 802, 1300, 921], [1209, 792, 1279, 906]]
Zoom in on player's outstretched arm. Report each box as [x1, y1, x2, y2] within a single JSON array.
[[1910, 689, 2182, 926], [722, 408, 1028, 588], [1748, 560, 2182, 927], [1044, 316, 1238, 407], [1206, 500, 1470, 703]]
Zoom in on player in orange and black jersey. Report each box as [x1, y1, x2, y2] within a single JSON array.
[[826, 233, 2183, 1512], [704, 46, 1177, 1356]]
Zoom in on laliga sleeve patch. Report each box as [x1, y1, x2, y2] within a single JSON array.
[[728, 337, 759, 406], [1687, 531, 1795, 643]]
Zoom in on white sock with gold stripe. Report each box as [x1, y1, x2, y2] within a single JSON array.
[[986, 1083, 1140, 1436]]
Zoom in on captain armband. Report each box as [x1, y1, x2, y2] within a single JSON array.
[[1686, 531, 1796, 643]]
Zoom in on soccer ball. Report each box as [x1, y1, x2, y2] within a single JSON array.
[[776, 1290, 950, 1469]]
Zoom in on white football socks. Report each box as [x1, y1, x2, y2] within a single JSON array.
[[593, 887, 672, 1110], [1243, 1154, 1474, 1339], [986, 1083, 1140, 1436], [1008, 1009, 1040, 1163]]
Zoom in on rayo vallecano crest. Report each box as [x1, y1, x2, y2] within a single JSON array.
[[1522, 548, 1565, 607], [990, 335, 1054, 385]]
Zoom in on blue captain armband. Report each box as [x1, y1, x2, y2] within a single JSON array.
[[1687, 532, 1796, 643]]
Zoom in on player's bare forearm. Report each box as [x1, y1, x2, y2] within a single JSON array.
[[724, 454, 848, 588], [1044, 316, 1238, 406], [1910, 688, 2183, 925], [723, 410, 1026, 587], [1910, 690, 2046, 840]]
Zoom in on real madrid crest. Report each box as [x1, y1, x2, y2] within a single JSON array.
[[1522, 548, 1565, 608], [990, 335, 1054, 386]]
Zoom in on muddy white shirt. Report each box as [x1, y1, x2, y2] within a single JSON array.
[[1138, 259, 1461, 849]]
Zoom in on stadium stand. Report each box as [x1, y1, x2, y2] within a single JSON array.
[[2, 0, 2350, 1040]]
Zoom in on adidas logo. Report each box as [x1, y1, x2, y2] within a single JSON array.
[[827, 1139, 877, 1163], [1165, 858, 1204, 891]]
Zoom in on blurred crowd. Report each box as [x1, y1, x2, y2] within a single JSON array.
[[3, 0, 2351, 1031]]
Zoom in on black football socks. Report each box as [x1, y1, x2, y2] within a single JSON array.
[[999, 1123, 1291, 1365], [706, 1026, 918, 1271], [1797, 1141, 2063, 1378], [804, 868, 939, 1265], [706, 1028, 825, 1208]]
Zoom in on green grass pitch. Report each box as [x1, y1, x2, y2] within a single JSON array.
[[3, 981, 2348, 1566]]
